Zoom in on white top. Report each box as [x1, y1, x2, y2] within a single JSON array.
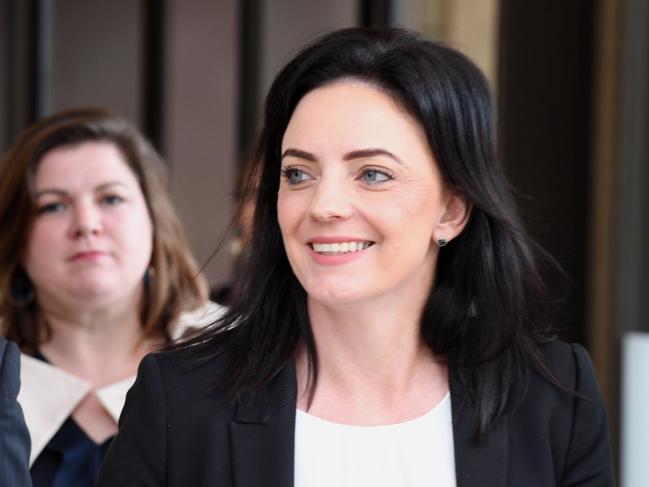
[[16, 301, 225, 466], [294, 393, 456, 487]]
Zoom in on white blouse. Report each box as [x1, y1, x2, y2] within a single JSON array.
[[294, 393, 456, 487]]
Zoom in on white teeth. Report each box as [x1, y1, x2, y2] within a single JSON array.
[[311, 241, 372, 254]]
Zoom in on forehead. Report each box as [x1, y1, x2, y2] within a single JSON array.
[[282, 80, 426, 151], [34, 141, 138, 190]]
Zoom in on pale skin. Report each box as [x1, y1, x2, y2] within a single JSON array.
[[278, 81, 471, 426], [23, 142, 163, 443]]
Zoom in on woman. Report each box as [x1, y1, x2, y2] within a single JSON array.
[[98, 28, 613, 486], [0, 108, 224, 486]]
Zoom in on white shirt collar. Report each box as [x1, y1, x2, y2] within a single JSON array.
[[17, 301, 225, 465]]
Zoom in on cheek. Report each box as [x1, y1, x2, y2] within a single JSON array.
[[277, 191, 300, 236], [116, 211, 154, 258], [24, 221, 60, 259], [378, 184, 440, 225], [371, 187, 441, 256], [21, 222, 62, 284], [402, 179, 445, 232]]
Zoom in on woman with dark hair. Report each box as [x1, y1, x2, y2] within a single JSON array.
[[0, 108, 223, 486], [99, 28, 613, 486]]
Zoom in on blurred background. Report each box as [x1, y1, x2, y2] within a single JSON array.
[[0, 0, 647, 483]]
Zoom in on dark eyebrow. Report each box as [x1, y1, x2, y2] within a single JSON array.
[[281, 148, 317, 161], [343, 148, 403, 165], [281, 148, 403, 164]]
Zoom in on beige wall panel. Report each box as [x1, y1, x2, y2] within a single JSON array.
[[443, 0, 499, 87], [166, 0, 238, 287], [260, 0, 357, 109], [395, 0, 499, 89], [51, 0, 142, 124]]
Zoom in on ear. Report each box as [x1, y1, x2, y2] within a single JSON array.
[[433, 190, 471, 245]]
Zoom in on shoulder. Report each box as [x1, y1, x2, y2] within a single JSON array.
[[0, 336, 15, 363], [531, 340, 601, 401], [509, 339, 613, 485], [133, 343, 235, 424], [0, 337, 19, 386], [519, 339, 603, 418], [99, 344, 237, 485], [0, 338, 31, 487], [0, 336, 21, 394], [137, 345, 226, 396]]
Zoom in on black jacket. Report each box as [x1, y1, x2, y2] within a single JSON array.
[[97, 340, 614, 486]]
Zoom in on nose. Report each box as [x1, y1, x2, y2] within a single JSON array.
[[71, 202, 103, 238], [309, 175, 353, 222]]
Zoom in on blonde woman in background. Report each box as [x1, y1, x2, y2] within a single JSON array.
[[0, 108, 224, 487]]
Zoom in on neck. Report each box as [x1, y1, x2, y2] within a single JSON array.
[[297, 293, 448, 424], [310, 295, 425, 374], [37, 293, 160, 386]]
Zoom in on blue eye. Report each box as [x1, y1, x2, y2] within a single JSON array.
[[282, 168, 312, 185], [360, 169, 392, 184]]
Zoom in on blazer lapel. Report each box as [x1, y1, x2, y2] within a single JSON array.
[[230, 360, 297, 487], [451, 380, 509, 487]]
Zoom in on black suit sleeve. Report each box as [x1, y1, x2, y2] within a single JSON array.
[[97, 353, 168, 486], [0, 339, 31, 487], [561, 343, 615, 487]]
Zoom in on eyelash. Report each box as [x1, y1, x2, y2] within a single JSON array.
[[36, 202, 65, 215], [281, 166, 395, 187], [281, 167, 312, 185], [35, 194, 125, 215], [357, 167, 394, 185], [101, 194, 125, 205]]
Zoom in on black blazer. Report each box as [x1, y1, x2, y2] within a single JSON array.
[[0, 337, 32, 487], [98, 340, 614, 486]]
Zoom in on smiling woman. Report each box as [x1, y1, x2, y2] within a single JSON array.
[[0, 108, 224, 487], [278, 80, 467, 309], [98, 28, 613, 487]]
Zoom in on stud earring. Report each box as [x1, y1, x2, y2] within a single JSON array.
[[437, 238, 448, 247]]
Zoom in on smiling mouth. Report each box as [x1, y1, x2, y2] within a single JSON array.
[[309, 241, 374, 255]]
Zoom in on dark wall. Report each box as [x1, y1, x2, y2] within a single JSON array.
[[498, 1, 595, 343]]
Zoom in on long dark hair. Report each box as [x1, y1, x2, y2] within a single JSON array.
[[181, 27, 554, 439]]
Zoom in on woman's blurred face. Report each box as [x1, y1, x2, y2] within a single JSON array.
[[22, 141, 153, 311], [278, 81, 453, 307]]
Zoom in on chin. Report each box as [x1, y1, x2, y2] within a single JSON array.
[[306, 285, 372, 307], [70, 286, 116, 303], [71, 278, 137, 303]]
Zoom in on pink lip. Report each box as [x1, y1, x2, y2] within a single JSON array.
[[306, 236, 373, 266], [69, 251, 109, 262]]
